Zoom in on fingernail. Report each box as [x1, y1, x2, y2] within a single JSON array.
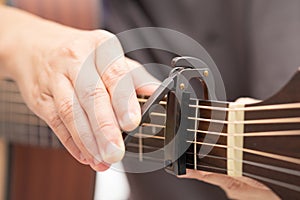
[[93, 154, 102, 165], [121, 111, 141, 131], [102, 142, 125, 164]]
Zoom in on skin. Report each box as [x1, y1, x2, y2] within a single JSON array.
[[0, 5, 280, 199], [180, 169, 280, 200], [0, 5, 158, 171]]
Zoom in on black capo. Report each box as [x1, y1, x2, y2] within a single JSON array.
[[123, 56, 217, 175]]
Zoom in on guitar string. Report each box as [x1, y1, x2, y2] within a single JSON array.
[[2, 108, 295, 162], [186, 140, 300, 165], [2, 97, 300, 123], [186, 129, 300, 137], [189, 102, 300, 112], [137, 98, 300, 112], [188, 116, 300, 125], [3, 93, 300, 112], [2, 86, 300, 161], [140, 123, 300, 138], [2, 87, 300, 192], [126, 141, 300, 193], [127, 140, 300, 178], [128, 132, 300, 167], [3, 104, 298, 161], [128, 140, 300, 176], [185, 152, 300, 177], [150, 112, 300, 128], [4, 95, 300, 113]]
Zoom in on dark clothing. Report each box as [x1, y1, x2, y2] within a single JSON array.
[[105, 0, 300, 100], [104, 1, 300, 199]]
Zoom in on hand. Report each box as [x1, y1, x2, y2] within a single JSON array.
[[1, 8, 159, 171], [180, 169, 280, 200]]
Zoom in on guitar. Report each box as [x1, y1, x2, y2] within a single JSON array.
[[122, 57, 300, 199], [0, 57, 299, 199], [0, 79, 96, 200]]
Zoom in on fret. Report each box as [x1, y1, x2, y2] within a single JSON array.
[[139, 126, 143, 161], [193, 100, 199, 170], [227, 102, 244, 177], [1, 71, 300, 199]]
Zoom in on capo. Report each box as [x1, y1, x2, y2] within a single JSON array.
[[123, 56, 217, 175]]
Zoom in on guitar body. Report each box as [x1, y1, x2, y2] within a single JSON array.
[[8, 144, 96, 200], [0, 80, 96, 200], [0, 2, 100, 199]]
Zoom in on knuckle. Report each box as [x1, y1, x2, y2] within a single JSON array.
[[47, 113, 64, 132], [94, 121, 116, 134], [81, 85, 108, 101], [61, 135, 73, 146], [226, 178, 244, 190], [102, 64, 129, 88], [57, 98, 74, 124], [93, 122, 120, 141]]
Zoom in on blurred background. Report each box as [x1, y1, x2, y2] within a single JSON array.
[[1, 0, 300, 199]]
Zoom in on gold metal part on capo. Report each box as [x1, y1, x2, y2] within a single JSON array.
[[203, 70, 209, 77], [179, 83, 185, 90]]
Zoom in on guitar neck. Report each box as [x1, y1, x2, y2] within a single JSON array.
[[0, 79, 62, 148], [1, 76, 300, 199]]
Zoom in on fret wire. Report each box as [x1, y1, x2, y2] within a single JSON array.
[[137, 98, 167, 105], [187, 129, 300, 137], [139, 126, 143, 161], [135, 133, 165, 140], [187, 140, 300, 165], [141, 123, 165, 128], [188, 116, 300, 124], [193, 99, 199, 170], [126, 143, 162, 151], [149, 112, 166, 117]]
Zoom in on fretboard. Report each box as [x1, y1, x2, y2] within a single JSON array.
[[0, 79, 61, 148], [1, 77, 300, 199]]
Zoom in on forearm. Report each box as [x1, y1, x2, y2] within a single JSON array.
[[0, 5, 77, 79]]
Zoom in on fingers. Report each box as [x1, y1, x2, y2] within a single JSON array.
[[41, 99, 88, 165], [180, 169, 280, 200], [50, 73, 110, 170], [49, 32, 160, 168], [95, 36, 142, 132], [74, 52, 125, 164], [101, 58, 141, 131]]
